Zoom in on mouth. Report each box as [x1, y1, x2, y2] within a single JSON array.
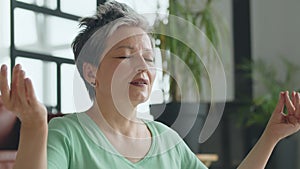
[[129, 78, 149, 87]]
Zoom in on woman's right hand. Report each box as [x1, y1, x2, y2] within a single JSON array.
[[0, 64, 47, 129]]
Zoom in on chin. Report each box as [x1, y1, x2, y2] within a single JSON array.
[[129, 88, 150, 99], [130, 95, 149, 106]]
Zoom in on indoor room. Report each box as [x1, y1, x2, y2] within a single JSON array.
[[0, 0, 300, 169]]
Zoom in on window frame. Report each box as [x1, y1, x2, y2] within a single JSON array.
[[10, 0, 106, 113]]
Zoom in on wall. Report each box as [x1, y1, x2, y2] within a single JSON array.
[[251, 0, 300, 97], [251, 0, 300, 168]]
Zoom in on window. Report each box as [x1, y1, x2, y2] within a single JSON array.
[[8, 0, 99, 114], [2, 0, 166, 116]]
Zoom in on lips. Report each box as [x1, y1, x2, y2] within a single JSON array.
[[129, 78, 149, 86]]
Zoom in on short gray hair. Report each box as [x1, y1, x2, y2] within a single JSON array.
[[72, 1, 151, 101]]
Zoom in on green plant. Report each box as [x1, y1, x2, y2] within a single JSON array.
[[238, 57, 300, 127], [154, 0, 230, 102]]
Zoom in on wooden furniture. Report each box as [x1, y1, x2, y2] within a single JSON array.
[[197, 154, 219, 168]]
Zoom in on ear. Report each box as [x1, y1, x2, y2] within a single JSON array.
[[82, 62, 97, 85]]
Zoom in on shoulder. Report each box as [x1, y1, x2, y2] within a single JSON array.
[[145, 120, 170, 131], [144, 120, 178, 136], [146, 121, 208, 168], [145, 120, 184, 154], [49, 113, 78, 127], [48, 113, 82, 135]]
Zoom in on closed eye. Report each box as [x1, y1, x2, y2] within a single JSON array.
[[115, 56, 132, 59], [143, 50, 155, 62], [114, 55, 154, 63], [144, 58, 154, 62]]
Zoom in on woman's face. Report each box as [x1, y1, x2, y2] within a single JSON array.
[[95, 26, 156, 107]]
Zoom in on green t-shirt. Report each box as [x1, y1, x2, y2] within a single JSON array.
[[47, 113, 207, 169]]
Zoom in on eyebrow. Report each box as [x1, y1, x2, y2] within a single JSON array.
[[115, 45, 135, 50], [115, 45, 153, 52]]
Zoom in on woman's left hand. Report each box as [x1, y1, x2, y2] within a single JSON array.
[[263, 91, 300, 143]]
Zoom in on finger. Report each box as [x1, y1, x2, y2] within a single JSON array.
[[17, 70, 28, 106], [285, 91, 296, 115], [292, 91, 296, 108], [295, 92, 300, 119], [275, 92, 285, 112], [273, 92, 285, 120], [287, 116, 298, 126], [25, 78, 38, 105], [0, 95, 3, 106], [297, 92, 300, 105], [11, 64, 22, 103], [0, 65, 10, 103], [0, 96, 9, 112]]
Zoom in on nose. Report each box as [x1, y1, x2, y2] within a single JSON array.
[[135, 62, 148, 73], [134, 53, 150, 72]]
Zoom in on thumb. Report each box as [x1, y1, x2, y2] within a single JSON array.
[[272, 92, 285, 120], [0, 95, 9, 111], [0, 95, 3, 106], [0, 95, 4, 107]]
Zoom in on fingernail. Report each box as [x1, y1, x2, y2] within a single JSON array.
[[280, 92, 285, 98], [15, 64, 21, 69], [1, 65, 7, 71], [25, 78, 31, 84]]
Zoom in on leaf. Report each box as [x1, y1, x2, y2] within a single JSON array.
[[154, 0, 227, 101]]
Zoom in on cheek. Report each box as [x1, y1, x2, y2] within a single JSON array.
[[97, 62, 120, 86], [110, 61, 134, 84], [149, 70, 156, 87]]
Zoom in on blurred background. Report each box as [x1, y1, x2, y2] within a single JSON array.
[[0, 0, 300, 169]]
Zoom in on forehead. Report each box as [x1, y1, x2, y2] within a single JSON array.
[[106, 26, 152, 50]]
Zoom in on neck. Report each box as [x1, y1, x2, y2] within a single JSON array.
[[87, 96, 144, 137]]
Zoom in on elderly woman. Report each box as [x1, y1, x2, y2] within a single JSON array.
[[0, 1, 300, 169]]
